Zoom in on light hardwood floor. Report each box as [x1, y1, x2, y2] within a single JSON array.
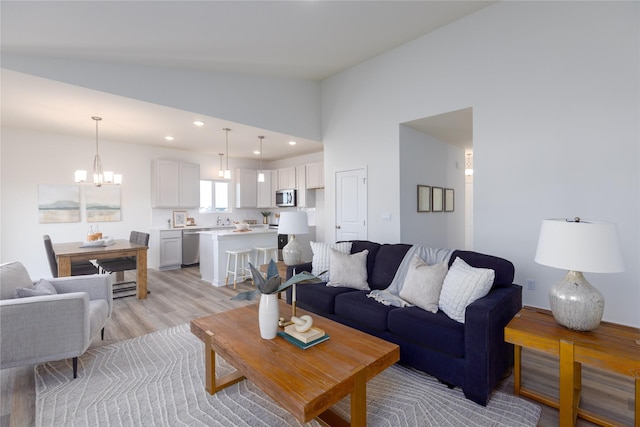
[[1, 267, 635, 426]]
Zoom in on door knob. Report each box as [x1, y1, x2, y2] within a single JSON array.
[[335, 225, 341, 229]]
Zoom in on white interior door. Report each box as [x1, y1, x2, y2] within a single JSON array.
[[335, 168, 367, 241]]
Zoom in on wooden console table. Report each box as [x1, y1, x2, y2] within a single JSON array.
[[505, 306, 640, 427]]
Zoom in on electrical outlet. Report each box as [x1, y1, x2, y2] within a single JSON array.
[[526, 279, 536, 290]]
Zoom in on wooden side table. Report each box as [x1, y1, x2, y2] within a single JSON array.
[[505, 306, 640, 427]]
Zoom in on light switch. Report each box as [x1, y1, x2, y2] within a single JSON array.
[[382, 212, 391, 221]]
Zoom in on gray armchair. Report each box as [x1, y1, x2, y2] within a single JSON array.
[[0, 261, 112, 378]]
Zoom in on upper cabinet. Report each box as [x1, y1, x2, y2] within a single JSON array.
[[151, 159, 200, 208], [306, 162, 324, 189], [256, 170, 272, 208], [277, 166, 297, 190], [296, 166, 307, 207], [235, 168, 257, 208]]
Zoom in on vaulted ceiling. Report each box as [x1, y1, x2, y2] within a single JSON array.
[[1, 1, 489, 159]]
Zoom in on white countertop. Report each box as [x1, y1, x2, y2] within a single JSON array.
[[151, 225, 267, 232], [199, 228, 277, 238]]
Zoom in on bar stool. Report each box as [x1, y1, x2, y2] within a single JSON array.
[[254, 246, 279, 266], [225, 248, 253, 289]]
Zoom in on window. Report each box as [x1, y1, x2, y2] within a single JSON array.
[[199, 180, 230, 213]]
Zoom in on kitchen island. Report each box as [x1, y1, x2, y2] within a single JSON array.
[[199, 228, 278, 287]]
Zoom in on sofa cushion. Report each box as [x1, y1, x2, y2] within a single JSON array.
[[399, 256, 448, 313], [295, 282, 356, 314], [387, 306, 465, 358], [369, 244, 412, 290], [334, 291, 395, 331], [327, 249, 369, 290], [348, 240, 381, 286], [449, 250, 514, 288], [439, 257, 494, 323], [0, 261, 33, 300], [14, 278, 58, 298], [310, 241, 352, 281]]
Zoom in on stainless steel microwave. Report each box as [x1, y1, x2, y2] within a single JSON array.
[[276, 189, 297, 207]]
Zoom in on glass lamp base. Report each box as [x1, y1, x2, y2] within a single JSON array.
[[549, 270, 604, 331]]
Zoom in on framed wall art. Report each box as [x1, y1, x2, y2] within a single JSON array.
[[173, 210, 188, 228], [417, 185, 431, 212], [444, 188, 455, 212], [85, 185, 121, 222], [38, 185, 80, 223], [432, 187, 443, 212]]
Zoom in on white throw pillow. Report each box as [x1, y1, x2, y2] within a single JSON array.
[[399, 255, 448, 313], [327, 249, 370, 290], [438, 257, 495, 323], [310, 241, 352, 281]]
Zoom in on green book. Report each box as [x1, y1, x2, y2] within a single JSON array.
[[277, 331, 330, 349]]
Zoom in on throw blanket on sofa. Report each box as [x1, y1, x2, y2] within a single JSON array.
[[367, 245, 454, 307]]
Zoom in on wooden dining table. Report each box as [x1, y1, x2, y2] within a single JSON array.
[[53, 239, 149, 299]]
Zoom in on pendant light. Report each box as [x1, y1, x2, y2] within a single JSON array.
[[223, 128, 231, 179], [218, 153, 225, 177], [257, 136, 265, 182], [74, 116, 122, 187]]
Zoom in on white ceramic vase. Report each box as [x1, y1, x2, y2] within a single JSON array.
[[258, 293, 279, 339]]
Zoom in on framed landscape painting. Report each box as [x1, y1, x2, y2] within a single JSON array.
[[85, 186, 121, 222], [38, 185, 80, 223]]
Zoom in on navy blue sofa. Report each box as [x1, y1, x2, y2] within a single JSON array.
[[286, 240, 522, 406]]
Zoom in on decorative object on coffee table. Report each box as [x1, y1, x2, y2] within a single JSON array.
[[232, 260, 323, 339], [534, 217, 624, 331], [278, 212, 309, 265]]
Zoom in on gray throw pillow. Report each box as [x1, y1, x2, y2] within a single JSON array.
[[14, 278, 58, 298], [326, 249, 369, 290]]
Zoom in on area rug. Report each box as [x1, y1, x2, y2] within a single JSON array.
[[35, 324, 541, 426]]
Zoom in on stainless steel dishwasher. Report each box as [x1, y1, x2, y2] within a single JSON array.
[[182, 229, 201, 266]]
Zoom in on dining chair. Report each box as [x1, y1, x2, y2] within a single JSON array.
[[43, 235, 99, 277], [96, 231, 150, 298]]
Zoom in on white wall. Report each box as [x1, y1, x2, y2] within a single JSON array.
[[399, 124, 465, 248], [321, 1, 639, 326]]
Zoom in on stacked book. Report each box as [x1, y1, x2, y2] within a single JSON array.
[[278, 325, 330, 349]]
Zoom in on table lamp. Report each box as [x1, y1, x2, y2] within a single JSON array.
[[278, 212, 309, 266], [534, 217, 624, 331]]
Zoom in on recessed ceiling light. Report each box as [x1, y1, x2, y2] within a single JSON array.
[[253, 150, 261, 155], [165, 136, 175, 141], [193, 120, 205, 127], [289, 141, 297, 145]]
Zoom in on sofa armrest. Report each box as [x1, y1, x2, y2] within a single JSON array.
[[462, 284, 522, 405], [286, 262, 312, 280], [0, 293, 91, 368], [49, 274, 113, 317]]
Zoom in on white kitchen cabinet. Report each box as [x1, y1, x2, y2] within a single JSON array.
[[296, 165, 307, 207], [256, 170, 272, 208], [270, 170, 279, 208], [277, 166, 297, 190], [150, 229, 183, 270], [306, 161, 324, 189], [235, 168, 257, 208], [179, 162, 200, 207], [151, 159, 200, 208]]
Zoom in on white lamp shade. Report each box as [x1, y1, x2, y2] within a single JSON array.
[[535, 219, 624, 273], [278, 212, 309, 235], [74, 170, 87, 182]]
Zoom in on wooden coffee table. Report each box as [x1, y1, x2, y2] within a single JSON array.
[[190, 301, 400, 426]]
